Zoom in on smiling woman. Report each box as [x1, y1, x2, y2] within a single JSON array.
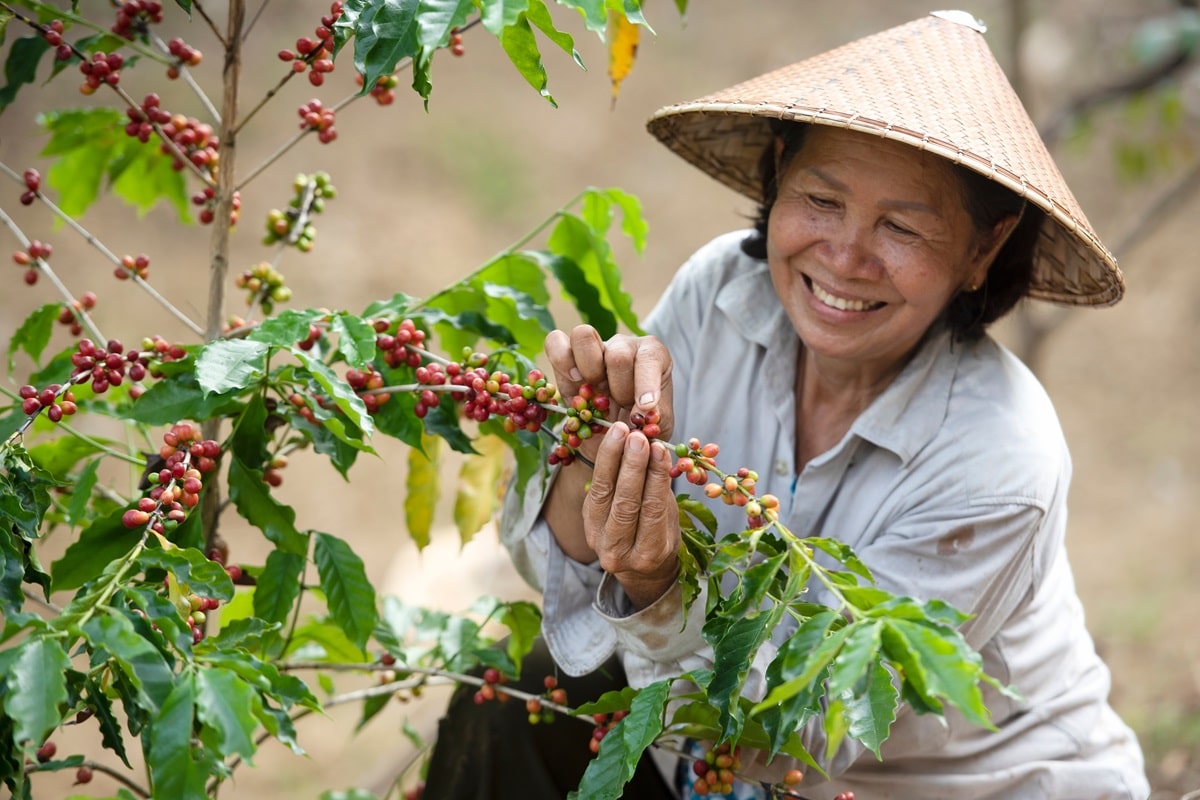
[[424, 11, 1151, 800]]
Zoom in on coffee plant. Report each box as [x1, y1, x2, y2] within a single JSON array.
[[0, 2, 1014, 799]]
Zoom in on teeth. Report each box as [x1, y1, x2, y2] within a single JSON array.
[[810, 281, 881, 312]]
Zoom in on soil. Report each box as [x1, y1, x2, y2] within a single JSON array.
[[1, 1, 1197, 797]]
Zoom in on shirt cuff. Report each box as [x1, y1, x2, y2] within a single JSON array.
[[594, 572, 708, 665]]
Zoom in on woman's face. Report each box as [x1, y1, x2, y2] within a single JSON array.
[[767, 126, 998, 375]]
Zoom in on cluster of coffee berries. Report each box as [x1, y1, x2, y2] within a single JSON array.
[[69, 338, 148, 394], [296, 323, 323, 352], [12, 240, 50, 285], [277, 1, 343, 86], [192, 185, 242, 226], [629, 408, 662, 438], [182, 591, 221, 644], [263, 454, 289, 487], [124, 424, 219, 532], [18, 384, 77, 423], [550, 383, 610, 466], [56, 292, 97, 337], [39, 20, 72, 61], [116, 252, 151, 280], [472, 667, 511, 705], [297, 98, 337, 143], [449, 27, 465, 56], [112, 1, 163, 39], [525, 674, 569, 725], [19, 168, 39, 205], [346, 365, 391, 413], [357, 72, 399, 105], [670, 438, 721, 485], [689, 742, 742, 796], [164, 36, 203, 78], [79, 51, 124, 94], [377, 318, 427, 368], [141, 334, 188, 363], [588, 709, 629, 754], [235, 262, 292, 313], [35, 740, 56, 763], [263, 172, 336, 249]]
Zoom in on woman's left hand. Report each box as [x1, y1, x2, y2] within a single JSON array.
[[583, 421, 681, 610]]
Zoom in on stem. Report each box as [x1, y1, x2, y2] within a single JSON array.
[[0, 163, 206, 338], [231, 70, 296, 138], [413, 189, 585, 312], [22, 587, 62, 615], [66, 536, 147, 637], [243, 0, 271, 40], [201, 0, 245, 566], [30, 760, 150, 798]]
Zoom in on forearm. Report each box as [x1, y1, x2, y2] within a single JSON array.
[[541, 456, 599, 565]]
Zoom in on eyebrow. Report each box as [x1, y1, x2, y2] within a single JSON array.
[[804, 166, 942, 217]]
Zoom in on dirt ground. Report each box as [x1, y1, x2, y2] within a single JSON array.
[[2, 0, 1198, 797]]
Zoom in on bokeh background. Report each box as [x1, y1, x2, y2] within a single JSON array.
[[1, 0, 1198, 797]]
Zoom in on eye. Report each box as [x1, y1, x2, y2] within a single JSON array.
[[808, 195, 839, 210], [884, 219, 917, 236]]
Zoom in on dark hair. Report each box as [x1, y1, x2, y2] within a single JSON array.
[[740, 120, 1044, 341]]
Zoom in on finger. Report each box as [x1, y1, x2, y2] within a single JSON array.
[[569, 326, 607, 387], [633, 338, 672, 418], [595, 431, 654, 573], [581, 421, 628, 552], [602, 335, 639, 410], [543, 329, 581, 398], [636, 441, 682, 571]]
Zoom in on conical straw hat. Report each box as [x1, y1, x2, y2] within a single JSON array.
[[646, 10, 1124, 307]]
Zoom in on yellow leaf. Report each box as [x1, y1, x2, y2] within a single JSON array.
[[608, 9, 640, 107], [453, 434, 508, 547], [405, 434, 442, 551]]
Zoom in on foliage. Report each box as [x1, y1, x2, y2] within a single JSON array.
[[0, 1, 1009, 799]]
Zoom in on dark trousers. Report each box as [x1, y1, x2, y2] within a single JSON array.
[[423, 637, 676, 799]]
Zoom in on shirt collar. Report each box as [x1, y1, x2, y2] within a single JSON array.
[[715, 258, 959, 466]]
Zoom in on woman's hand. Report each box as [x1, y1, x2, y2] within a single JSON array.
[[584, 422, 681, 609], [543, 325, 675, 448], [541, 325, 680, 609]]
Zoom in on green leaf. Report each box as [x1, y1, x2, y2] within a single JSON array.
[[453, 434, 506, 545], [596, 186, 648, 253], [804, 536, 873, 582], [65, 457, 100, 529], [254, 549, 307, 627], [524, 250, 617, 337], [138, 546, 235, 602], [83, 614, 175, 712], [500, 13, 556, 106], [842, 660, 898, 759], [527, 0, 583, 66], [248, 309, 325, 347], [1, 446, 56, 539], [7, 303, 58, 371], [293, 348, 376, 440], [571, 679, 671, 800], [174, 0, 194, 13], [332, 312, 378, 368], [195, 666, 261, 761], [347, 0, 421, 94], [195, 339, 269, 395], [314, 532, 378, 651], [881, 619, 994, 729], [147, 673, 209, 800], [26, 435, 105, 478], [128, 373, 243, 425], [827, 620, 883, 696], [752, 622, 852, 714], [51, 506, 135, 592], [558, 0, 607, 33], [547, 213, 643, 337], [0, 527, 28, 617], [405, 432, 441, 550], [499, 600, 541, 669], [703, 611, 774, 740], [757, 611, 838, 758], [0, 35, 50, 113], [85, 677, 132, 768], [39, 108, 189, 220], [227, 456, 308, 554], [480, 0, 529, 34], [5, 637, 70, 746]]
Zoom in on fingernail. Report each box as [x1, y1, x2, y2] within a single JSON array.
[[638, 391, 655, 407], [628, 434, 645, 452], [650, 441, 670, 462], [569, 368, 582, 381]]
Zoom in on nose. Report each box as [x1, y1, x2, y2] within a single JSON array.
[[815, 216, 878, 277]]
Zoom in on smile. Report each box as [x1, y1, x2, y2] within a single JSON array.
[[807, 278, 885, 312]]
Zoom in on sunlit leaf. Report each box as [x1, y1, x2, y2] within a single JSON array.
[[128, 373, 243, 425], [454, 433, 506, 545], [500, 12, 555, 106], [195, 666, 261, 761], [606, 8, 638, 106], [842, 660, 898, 759], [405, 432, 441, 550], [195, 339, 269, 396]]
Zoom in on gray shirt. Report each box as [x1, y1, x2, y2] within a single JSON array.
[[501, 230, 1149, 799]]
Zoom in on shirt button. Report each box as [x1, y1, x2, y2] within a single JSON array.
[[774, 460, 789, 476]]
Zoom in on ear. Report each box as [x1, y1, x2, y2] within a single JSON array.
[[966, 213, 1021, 289]]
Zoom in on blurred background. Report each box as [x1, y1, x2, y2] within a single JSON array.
[[1, 0, 1198, 797]]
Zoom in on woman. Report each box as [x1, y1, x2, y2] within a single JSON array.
[[426, 11, 1149, 799]]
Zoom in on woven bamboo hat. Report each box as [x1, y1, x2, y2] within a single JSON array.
[[647, 10, 1124, 306]]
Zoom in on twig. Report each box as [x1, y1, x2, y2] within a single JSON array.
[[231, 70, 297, 137], [0, 206, 107, 343], [21, 587, 61, 615], [243, 0, 271, 41], [192, 0, 229, 49], [0, 162, 205, 338], [149, 32, 222, 124], [29, 759, 150, 798]]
